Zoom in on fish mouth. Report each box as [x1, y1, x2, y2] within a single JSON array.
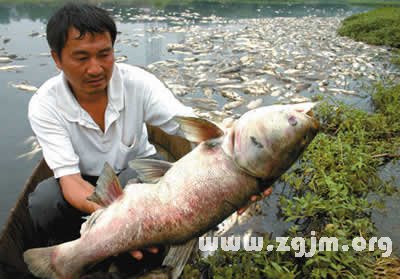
[[306, 110, 319, 130], [299, 102, 319, 130]]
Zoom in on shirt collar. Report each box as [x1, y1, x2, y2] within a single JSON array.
[[55, 63, 124, 125]]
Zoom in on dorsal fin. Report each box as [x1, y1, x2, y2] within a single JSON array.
[[128, 159, 173, 183], [87, 162, 123, 207], [174, 116, 224, 143]]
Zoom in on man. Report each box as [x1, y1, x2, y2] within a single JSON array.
[[27, 2, 271, 275]]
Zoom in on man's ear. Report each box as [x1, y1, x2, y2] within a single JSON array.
[[51, 50, 62, 70]]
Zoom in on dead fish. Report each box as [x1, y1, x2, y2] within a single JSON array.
[[17, 136, 42, 160], [283, 69, 301, 75], [167, 43, 192, 53], [223, 100, 244, 111], [219, 65, 241, 74], [39, 53, 52, 57], [243, 86, 269, 95], [24, 103, 319, 279], [29, 32, 40, 37], [295, 83, 311, 93], [0, 65, 26, 71], [246, 98, 263, 110], [327, 88, 361, 96], [0, 57, 12, 63], [182, 97, 218, 111], [115, 55, 128, 63], [220, 90, 242, 101], [10, 83, 38, 93]]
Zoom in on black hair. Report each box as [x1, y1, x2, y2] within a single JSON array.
[[46, 3, 117, 58]]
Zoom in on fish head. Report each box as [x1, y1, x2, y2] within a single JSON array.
[[230, 102, 319, 179]]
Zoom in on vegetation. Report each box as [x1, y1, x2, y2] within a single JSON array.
[[181, 84, 400, 278], [338, 7, 400, 48], [181, 6, 400, 279]]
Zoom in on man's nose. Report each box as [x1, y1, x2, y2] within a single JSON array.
[[87, 58, 103, 76]]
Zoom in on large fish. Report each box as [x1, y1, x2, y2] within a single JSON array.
[[23, 102, 319, 279]]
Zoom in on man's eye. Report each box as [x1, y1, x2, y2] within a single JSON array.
[[77, 57, 88, 61]]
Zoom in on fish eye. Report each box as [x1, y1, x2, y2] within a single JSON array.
[[250, 136, 264, 149], [288, 115, 297, 126]]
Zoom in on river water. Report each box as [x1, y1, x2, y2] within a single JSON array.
[[0, 1, 399, 255]]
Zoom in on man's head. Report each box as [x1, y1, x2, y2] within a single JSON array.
[[47, 3, 117, 98]]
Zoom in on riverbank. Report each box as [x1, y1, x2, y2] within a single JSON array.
[[181, 7, 400, 279], [338, 7, 400, 48], [182, 86, 400, 279]]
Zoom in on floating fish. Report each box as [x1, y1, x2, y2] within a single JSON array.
[[10, 82, 38, 93], [0, 57, 12, 63], [246, 98, 263, 110], [0, 65, 26, 71]]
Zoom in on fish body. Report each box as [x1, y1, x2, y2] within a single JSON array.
[[11, 83, 38, 92], [24, 102, 319, 279]]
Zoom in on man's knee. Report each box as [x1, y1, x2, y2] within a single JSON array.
[[28, 177, 63, 229], [28, 177, 83, 240]]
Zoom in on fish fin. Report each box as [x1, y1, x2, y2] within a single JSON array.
[[162, 239, 198, 279], [80, 209, 104, 235], [174, 116, 224, 143], [23, 246, 59, 279], [87, 162, 123, 207], [128, 159, 173, 183]]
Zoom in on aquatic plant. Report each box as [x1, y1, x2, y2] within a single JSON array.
[[182, 84, 400, 278]]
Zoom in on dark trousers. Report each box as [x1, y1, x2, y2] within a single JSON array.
[[26, 154, 168, 276], [28, 154, 165, 278], [28, 153, 163, 246]]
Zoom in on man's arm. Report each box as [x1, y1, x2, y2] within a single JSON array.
[[59, 174, 101, 214]]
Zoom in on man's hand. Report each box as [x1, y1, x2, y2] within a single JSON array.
[[60, 174, 103, 214], [129, 247, 159, 260], [237, 187, 273, 215]]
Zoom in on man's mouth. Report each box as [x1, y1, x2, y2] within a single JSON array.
[[86, 77, 104, 84]]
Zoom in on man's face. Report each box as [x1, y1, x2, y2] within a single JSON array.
[[52, 27, 115, 98]]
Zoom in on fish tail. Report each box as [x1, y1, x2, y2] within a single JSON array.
[[23, 246, 59, 279]]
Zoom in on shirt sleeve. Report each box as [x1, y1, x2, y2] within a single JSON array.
[[142, 72, 195, 135], [28, 95, 80, 178]]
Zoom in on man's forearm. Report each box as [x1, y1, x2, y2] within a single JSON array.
[[59, 174, 101, 214]]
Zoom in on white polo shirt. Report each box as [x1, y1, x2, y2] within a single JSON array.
[[28, 63, 193, 178]]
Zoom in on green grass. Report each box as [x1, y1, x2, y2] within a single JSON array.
[[338, 7, 400, 48], [182, 84, 400, 278], [181, 7, 400, 279]]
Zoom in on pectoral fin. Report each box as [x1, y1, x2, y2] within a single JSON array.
[[129, 159, 173, 183], [174, 116, 224, 143], [87, 162, 123, 207]]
